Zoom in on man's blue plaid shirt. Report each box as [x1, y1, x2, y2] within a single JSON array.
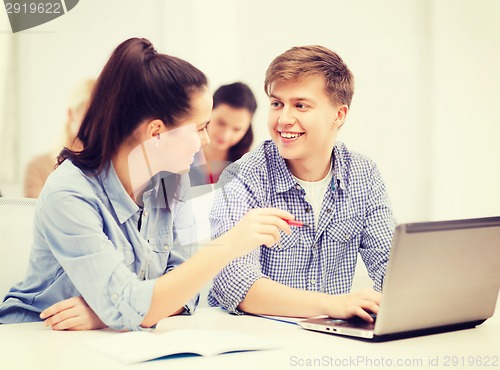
[[208, 140, 396, 314]]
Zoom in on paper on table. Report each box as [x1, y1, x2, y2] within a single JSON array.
[[86, 328, 278, 364]]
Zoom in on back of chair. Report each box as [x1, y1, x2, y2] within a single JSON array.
[[0, 197, 37, 299]]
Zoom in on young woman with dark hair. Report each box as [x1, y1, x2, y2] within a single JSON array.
[[200, 82, 257, 183], [0, 38, 293, 331]]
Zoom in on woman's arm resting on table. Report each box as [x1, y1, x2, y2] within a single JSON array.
[[40, 296, 107, 330], [41, 208, 294, 330]]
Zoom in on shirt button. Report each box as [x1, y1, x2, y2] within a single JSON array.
[[163, 244, 170, 251], [295, 185, 301, 190], [143, 211, 148, 217], [344, 234, 350, 240], [326, 208, 332, 213], [139, 269, 145, 279], [305, 207, 311, 213], [310, 279, 316, 285], [111, 293, 119, 302]]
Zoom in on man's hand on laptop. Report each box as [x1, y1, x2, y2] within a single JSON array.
[[320, 288, 381, 322]]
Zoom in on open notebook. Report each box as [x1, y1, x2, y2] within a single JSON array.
[[86, 328, 277, 364]]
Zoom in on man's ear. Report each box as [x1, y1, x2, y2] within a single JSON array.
[[334, 105, 349, 128]]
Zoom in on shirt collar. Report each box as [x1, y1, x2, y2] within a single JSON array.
[[98, 162, 139, 224], [270, 143, 298, 194], [140, 171, 184, 211], [332, 142, 347, 191], [271, 141, 347, 193]]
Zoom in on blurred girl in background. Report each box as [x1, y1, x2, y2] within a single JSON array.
[[200, 82, 256, 183], [23, 79, 95, 198]]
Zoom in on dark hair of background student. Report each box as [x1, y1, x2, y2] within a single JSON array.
[[212, 82, 257, 163]]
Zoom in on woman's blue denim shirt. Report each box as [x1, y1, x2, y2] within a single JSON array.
[[0, 160, 199, 330]]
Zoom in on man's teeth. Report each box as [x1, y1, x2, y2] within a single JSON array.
[[280, 132, 302, 139]]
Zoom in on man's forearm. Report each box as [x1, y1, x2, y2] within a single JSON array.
[[238, 278, 382, 322], [238, 277, 329, 317]]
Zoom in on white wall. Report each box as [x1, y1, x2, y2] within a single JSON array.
[[0, 0, 169, 195], [429, 0, 500, 220], [0, 0, 499, 224], [163, 0, 432, 223]]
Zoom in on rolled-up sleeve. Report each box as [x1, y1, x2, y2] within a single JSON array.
[[209, 250, 266, 314], [208, 169, 267, 314], [39, 192, 155, 331], [359, 163, 397, 292], [169, 196, 200, 314]]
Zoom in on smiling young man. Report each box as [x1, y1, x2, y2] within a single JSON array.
[[208, 46, 396, 321]]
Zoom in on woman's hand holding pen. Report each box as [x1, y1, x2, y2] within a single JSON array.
[[217, 208, 294, 260]]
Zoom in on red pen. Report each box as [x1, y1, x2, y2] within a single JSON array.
[[286, 219, 312, 228]]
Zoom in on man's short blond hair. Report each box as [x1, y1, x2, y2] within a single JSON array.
[[264, 45, 354, 107]]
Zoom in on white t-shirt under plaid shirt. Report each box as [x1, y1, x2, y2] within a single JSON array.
[[208, 140, 397, 314]]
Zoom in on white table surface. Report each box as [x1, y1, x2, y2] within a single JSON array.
[[1, 302, 499, 370]]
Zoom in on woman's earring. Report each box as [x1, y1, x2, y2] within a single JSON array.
[[154, 133, 161, 147]]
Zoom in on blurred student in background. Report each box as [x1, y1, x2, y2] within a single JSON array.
[[194, 82, 256, 184], [23, 79, 95, 198]]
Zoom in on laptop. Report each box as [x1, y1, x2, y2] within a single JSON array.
[[298, 216, 500, 341]]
